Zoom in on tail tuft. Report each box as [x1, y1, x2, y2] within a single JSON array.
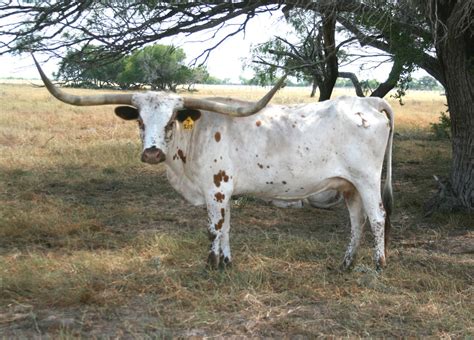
[[382, 183, 393, 217]]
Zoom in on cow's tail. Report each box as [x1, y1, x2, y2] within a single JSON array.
[[379, 99, 394, 254]]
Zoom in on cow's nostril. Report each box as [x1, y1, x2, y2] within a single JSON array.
[[142, 147, 165, 164]]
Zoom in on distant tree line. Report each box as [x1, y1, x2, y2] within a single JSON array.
[[334, 76, 442, 92], [239, 75, 442, 92], [55, 44, 216, 91]]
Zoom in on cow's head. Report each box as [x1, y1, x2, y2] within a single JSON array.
[[33, 55, 286, 164], [114, 92, 184, 164]]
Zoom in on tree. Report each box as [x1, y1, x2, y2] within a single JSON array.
[[55, 46, 125, 88], [248, 6, 415, 100], [415, 76, 440, 91], [249, 8, 343, 100], [427, 1, 474, 210], [409, 76, 442, 91], [54, 44, 205, 90], [118, 45, 191, 91], [0, 1, 472, 210], [186, 66, 210, 90]]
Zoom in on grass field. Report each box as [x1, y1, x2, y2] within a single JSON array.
[[0, 83, 472, 337]]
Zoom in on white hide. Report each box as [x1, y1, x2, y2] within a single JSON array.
[[127, 94, 394, 270], [132, 92, 184, 151]]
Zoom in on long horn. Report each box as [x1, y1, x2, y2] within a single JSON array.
[[32, 54, 133, 106], [182, 75, 286, 117]]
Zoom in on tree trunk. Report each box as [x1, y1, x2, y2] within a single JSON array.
[[318, 10, 338, 102], [319, 78, 335, 101], [310, 76, 318, 97], [338, 71, 364, 97], [370, 58, 403, 98], [438, 42, 474, 210], [436, 3, 474, 210]]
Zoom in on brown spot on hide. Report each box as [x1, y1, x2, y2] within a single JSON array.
[[215, 192, 225, 203], [177, 149, 186, 163], [266, 165, 270, 169], [256, 120, 262, 127], [213, 170, 230, 187], [282, 181, 287, 185], [257, 163, 264, 169], [215, 208, 225, 230], [214, 131, 221, 142], [292, 124, 296, 128], [214, 159, 217, 163]]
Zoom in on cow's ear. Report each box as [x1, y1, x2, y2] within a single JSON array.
[[115, 106, 139, 120], [175, 109, 202, 122]]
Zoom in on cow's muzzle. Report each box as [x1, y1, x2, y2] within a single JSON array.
[[141, 146, 166, 164]]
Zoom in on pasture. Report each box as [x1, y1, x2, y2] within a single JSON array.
[[0, 83, 472, 337]]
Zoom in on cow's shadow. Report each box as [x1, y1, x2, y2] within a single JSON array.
[[0, 161, 352, 259]]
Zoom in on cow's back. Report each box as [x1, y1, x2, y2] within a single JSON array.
[[174, 96, 391, 200]]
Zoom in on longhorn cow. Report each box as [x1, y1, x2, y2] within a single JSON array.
[[34, 57, 394, 271]]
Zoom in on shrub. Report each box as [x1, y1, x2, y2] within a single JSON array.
[[430, 111, 451, 139]]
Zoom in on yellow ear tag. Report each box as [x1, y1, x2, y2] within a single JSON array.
[[183, 116, 194, 130]]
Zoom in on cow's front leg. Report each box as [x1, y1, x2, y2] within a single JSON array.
[[205, 191, 232, 270]]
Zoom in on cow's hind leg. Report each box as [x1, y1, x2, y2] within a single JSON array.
[[342, 189, 366, 270], [358, 187, 388, 271], [205, 192, 232, 270]]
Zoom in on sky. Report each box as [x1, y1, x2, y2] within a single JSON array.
[[0, 12, 283, 81], [0, 10, 426, 83]]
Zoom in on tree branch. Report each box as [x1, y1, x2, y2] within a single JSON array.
[[338, 71, 364, 97], [336, 13, 445, 86]]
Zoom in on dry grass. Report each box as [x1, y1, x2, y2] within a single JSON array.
[[0, 83, 472, 338]]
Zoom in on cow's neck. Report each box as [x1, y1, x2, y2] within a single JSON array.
[[165, 122, 193, 175]]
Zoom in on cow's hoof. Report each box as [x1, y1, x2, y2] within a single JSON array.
[[206, 252, 220, 270], [207, 230, 217, 242], [375, 255, 386, 273], [218, 255, 232, 270], [341, 253, 357, 271]]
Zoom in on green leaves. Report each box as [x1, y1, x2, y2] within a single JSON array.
[[56, 44, 210, 91]]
